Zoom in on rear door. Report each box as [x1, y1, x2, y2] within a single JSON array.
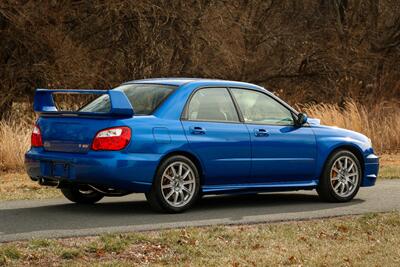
[[181, 87, 251, 185], [230, 88, 317, 183]]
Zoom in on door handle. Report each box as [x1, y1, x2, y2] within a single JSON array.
[[254, 128, 269, 137], [190, 126, 206, 135]]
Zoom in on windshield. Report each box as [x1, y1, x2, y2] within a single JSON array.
[[80, 84, 178, 114]]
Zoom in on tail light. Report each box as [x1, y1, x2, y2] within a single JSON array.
[[92, 127, 131, 151], [31, 125, 43, 147]]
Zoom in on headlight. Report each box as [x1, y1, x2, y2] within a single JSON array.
[[367, 138, 372, 147]]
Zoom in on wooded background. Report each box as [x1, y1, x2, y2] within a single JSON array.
[[1, 0, 400, 119]]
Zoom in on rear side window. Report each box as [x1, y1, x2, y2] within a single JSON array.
[[80, 84, 177, 114], [187, 88, 239, 122]]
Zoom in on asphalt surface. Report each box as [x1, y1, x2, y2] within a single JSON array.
[[0, 180, 399, 242]]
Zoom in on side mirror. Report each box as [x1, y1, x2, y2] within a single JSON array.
[[296, 113, 308, 126]]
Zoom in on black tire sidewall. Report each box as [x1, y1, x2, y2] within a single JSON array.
[[318, 150, 362, 202], [151, 155, 200, 213], [61, 185, 104, 204]]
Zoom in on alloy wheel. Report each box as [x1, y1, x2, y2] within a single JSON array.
[[330, 156, 359, 198], [161, 161, 196, 208]]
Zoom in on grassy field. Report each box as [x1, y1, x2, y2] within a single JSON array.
[[379, 154, 400, 179], [0, 154, 399, 201], [0, 212, 399, 266]]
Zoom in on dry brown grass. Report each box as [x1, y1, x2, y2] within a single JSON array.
[[380, 154, 400, 166], [0, 172, 60, 201], [301, 99, 400, 153], [1, 212, 399, 266], [0, 120, 31, 171], [379, 154, 400, 179]]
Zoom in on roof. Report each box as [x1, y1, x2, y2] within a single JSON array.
[[124, 78, 198, 86], [123, 78, 260, 89]]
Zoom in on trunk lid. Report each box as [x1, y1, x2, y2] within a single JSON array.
[[38, 117, 113, 153], [32, 88, 134, 153]]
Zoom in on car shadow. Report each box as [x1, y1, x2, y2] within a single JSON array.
[[0, 192, 365, 235], [197, 192, 362, 210]]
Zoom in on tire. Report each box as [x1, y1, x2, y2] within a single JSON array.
[[317, 150, 362, 202], [61, 185, 104, 204], [146, 155, 200, 213]]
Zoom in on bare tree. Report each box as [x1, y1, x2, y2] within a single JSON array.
[[0, 0, 399, 116]]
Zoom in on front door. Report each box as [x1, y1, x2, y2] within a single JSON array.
[[181, 87, 251, 185], [230, 88, 317, 183]]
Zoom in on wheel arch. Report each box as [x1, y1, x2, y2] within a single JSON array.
[[319, 144, 365, 180], [157, 150, 205, 185]]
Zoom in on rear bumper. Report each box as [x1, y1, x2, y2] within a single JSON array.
[[25, 148, 160, 192], [361, 153, 379, 187]]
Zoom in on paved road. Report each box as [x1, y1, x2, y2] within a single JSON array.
[[1, 180, 399, 242]]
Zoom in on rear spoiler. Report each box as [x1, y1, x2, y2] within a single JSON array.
[[33, 89, 134, 117]]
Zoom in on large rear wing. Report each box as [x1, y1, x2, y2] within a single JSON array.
[[33, 89, 134, 117]]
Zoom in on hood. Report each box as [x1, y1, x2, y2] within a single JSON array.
[[310, 123, 370, 144], [307, 117, 320, 126]]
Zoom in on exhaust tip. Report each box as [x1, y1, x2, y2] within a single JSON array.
[[38, 177, 60, 187]]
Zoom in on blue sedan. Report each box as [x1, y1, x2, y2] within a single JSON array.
[[25, 78, 379, 212]]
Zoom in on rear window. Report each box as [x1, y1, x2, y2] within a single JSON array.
[[79, 94, 111, 113], [80, 84, 178, 114]]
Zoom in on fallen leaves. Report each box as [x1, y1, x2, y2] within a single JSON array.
[[0, 212, 399, 266]]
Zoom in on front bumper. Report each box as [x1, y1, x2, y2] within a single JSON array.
[[361, 153, 379, 187], [25, 148, 160, 192]]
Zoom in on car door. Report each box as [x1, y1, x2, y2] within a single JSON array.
[[181, 87, 251, 186], [230, 88, 317, 183]]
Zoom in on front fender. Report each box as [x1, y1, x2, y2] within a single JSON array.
[[316, 137, 365, 172], [312, 125, 375, 183]]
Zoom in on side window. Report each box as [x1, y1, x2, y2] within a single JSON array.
[[187, 88, 239, 122], [231, 89, 294, 125]]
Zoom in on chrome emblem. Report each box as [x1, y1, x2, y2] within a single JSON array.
[[78, 144, 89, 149]]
